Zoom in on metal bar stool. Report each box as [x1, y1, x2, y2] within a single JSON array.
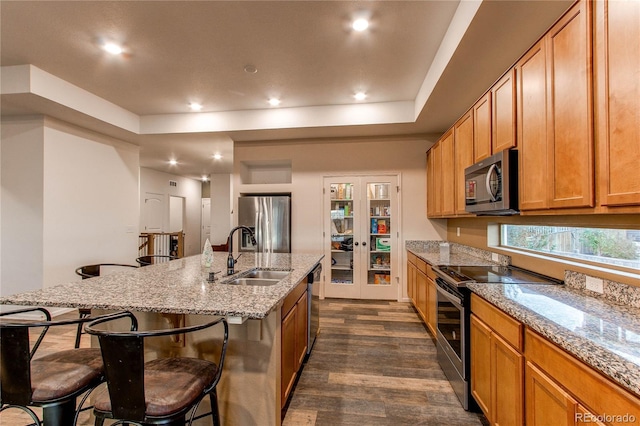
[[74, 263, 138, 348], [85, 313, 229, 426], [0, 308, 130, 426]]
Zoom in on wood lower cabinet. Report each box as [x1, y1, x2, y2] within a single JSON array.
[[470, 295, 524, 426], [406, 253, 437, 338], [526, 361, 577, 426], [281, 280, 308, 408]]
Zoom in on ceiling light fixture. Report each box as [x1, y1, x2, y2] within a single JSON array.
[[244, 65, 258, 74], [189, 102, 203, 111], [352, 18, 369, 32], [268, 98, 281, 107], [102, 42, 124, 55], [354, 92, 367, 101], [212, 153, 223, 160], [202, 176, 209, 182], [168, 159, 178, 166]]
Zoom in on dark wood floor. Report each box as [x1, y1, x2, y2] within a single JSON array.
[[1, 300, 485, 425], [284, 299, 485, 425]]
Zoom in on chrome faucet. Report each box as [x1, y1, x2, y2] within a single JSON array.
[[227, 226, 256, 275]]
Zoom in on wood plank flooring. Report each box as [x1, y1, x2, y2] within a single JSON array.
[[284, 299, 486, 425], [1, 300, 486, 425]]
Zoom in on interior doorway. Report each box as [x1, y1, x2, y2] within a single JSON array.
[[201, 198, 211, 249], [143, 192, 164, 232]]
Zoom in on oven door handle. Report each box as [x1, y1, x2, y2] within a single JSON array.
[[435, 280, 463, 308]]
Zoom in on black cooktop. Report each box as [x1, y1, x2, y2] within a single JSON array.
[[436, 265, 562, 287]]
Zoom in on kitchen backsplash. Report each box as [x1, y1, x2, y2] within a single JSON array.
[[564, 270, 640, 309], [405, 240, 511, 266]]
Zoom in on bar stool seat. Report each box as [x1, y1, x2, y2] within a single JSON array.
[[86, 312, 229, 426], [0, 308, 124, 426]]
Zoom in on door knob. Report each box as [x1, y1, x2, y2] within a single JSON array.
[[354, 242, 359, 246], [362, 242, 367, 246]]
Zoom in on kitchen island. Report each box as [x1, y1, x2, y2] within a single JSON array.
[[1, 253, 324, 426]]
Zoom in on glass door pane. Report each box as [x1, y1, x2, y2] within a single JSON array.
[[329, 182, 354, 285], [367, 182, 391, 286]]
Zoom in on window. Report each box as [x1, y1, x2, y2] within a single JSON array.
[[501, 225, 640, 271]]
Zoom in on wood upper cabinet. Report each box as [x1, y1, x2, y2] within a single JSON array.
[[440, 130, 456, 216], [517, 39, 549, 211], [428, 143, 443, 217], [595, 0, 640, 207], [473, 93, 492, 162], [517, 0, 594, 211], [545, 0, 594, 209], [492, 69, 517, 153], [454, 111, 474, 215]]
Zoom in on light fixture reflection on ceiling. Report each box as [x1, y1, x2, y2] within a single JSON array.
[[268, 98, 281, 107], [189, 102, 203, 111], [354, 92, 367, 101], [352, 18, 369, 32], [102, 42, 124, 55], [212, 153, 223, 160], [168, 159, 178, 166]]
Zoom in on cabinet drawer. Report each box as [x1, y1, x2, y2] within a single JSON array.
[[407, 251, 417, 265], [281, 279, 307, 317], [525, 328, 640, 421], [471, 295, 523, 351], [417, 258, 428, 274]]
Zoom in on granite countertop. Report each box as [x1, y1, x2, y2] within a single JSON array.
[[405, 240, 510, 267], [0, 253, 324, 319], [468, 282, 640, 397]]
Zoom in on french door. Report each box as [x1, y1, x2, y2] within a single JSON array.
[[323, 175, 399, 300]]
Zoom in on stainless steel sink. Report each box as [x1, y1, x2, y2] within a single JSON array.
[[222, 269, 292, 286], [226, 278, 280, 286], [241, 269, 291, 280]]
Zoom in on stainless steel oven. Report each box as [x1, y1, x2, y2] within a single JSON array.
[[434, 276, 475, 410]]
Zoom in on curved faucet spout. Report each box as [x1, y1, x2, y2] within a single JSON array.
[[227, 226, 256, 275]]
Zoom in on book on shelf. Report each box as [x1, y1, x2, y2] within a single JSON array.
[[377, 219, 387, 234]]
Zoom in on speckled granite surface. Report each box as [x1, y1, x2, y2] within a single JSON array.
[[405, 240, 511, 266], [467, 281, 640, 397], [0, 253, 324, 319], [565, 270, 640, 309]]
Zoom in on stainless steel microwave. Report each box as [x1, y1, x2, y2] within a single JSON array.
[[464, 149, 519, 215]]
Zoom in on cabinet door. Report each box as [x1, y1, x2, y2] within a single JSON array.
[[407, 259, 417, 305], [281, 306, 297, 406], [575, 404, 606, 426], [595, 0, 640, 207], [454, 111, 474, 215], [474, 93, 492, 162], [493, 333, 524, 426], [517, 40, 549, 211], [432, 142, 443, 216], [492, 69, 517, 153], [416, 269, 427, 323], [426, 151, 435, 217], [470, 315, 492, 419], [526, 361, 577, 426], [295, 291, 308, 368], [546, 0, 594, 209], [426, 277, 437, 337], [440, 131, 456, 216]]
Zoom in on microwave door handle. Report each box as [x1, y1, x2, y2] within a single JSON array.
[[486, 164, 499, 202]]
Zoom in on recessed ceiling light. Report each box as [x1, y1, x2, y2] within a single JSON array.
[[202, 176, 209, 182], [189, 102, 203, 111], [244, 65, 258, 74], [352, 18, 369, 32], [354, 92, 367, 101], [212, 153, 223, 160], [268, 98, 281, 107], [103, 42, 124, 55], [168, 159, 178, 166]]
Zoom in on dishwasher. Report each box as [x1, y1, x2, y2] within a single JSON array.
[[306, 263, 321, 358]]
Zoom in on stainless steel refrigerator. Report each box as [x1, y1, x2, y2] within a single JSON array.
[[238, 195, 291, 253]]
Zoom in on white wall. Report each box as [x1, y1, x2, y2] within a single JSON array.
[[210, 173, 232, 246], [1, 117, 140, 303], [139, 168, 201, 256], [234, 137, 444, 299]]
